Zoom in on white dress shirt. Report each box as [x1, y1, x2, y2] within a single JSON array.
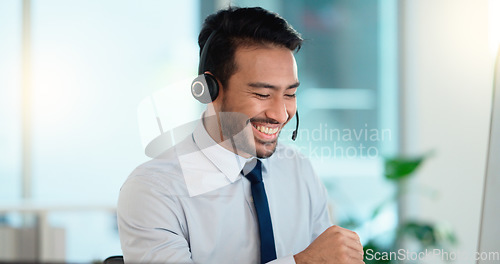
[[117, 120, 332, 264]]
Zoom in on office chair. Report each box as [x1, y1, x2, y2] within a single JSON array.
[[103, 255, 124, 264]]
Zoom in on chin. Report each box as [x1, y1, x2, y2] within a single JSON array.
[[255, 141, 278, 159]]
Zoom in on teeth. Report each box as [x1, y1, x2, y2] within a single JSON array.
[[254, 125, 278, 135]]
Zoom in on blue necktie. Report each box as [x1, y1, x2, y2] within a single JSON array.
[[244, 159, 277, 264]]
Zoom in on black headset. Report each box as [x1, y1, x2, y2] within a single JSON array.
[[191, 30, 219, 104], [191, 30, 299, 141]]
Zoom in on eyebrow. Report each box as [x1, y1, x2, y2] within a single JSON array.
[[247, 81, 300, 90]]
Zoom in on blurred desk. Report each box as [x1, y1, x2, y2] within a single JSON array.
[[0, 202, 116, 262]]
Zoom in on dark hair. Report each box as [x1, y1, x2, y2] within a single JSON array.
[[198, 6, 302, 87]]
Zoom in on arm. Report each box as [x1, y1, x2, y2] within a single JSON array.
[[117, 176, 194, 264], [292, 159, 364, 264]]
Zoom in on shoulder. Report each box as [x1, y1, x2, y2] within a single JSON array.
[[265, 143, 318, 184], [120, 137, 194, 198], [271, 143, 329, 198], [267, 143, 330, 200], [270, 143, 312, 168]]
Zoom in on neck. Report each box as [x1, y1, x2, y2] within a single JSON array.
[[202, 107, 254, 158]]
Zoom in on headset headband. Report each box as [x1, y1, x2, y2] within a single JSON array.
[[198, 30, 218, 75]]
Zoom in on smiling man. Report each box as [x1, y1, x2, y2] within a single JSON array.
[[205, 45, 299, 158], [117, 7, 364, 264]]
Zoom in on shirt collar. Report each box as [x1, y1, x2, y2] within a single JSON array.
[[192, 118, 254, 183]]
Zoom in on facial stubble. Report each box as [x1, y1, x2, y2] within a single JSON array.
[[220, 98, 279, 159]]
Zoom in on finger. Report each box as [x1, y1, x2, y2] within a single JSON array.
[[344, 228, 362, 243], [345, 251, 365, 263], [347, 243, 364, 255], [327, 225, 364, 255], [333, 225, 362, 242], [349, 254, 364, 262], [338, 228, 363, 251], [344, 237, 364, 254]]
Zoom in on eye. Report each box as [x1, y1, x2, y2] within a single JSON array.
[[285, 93, 296, 98], [254, 93, 270, 98]]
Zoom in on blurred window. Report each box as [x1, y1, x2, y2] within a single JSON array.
[[0, 0, 399, 261]]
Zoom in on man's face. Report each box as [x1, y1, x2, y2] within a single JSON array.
[[215, 44, 298, 158]]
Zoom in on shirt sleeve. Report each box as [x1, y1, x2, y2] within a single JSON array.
[[117, 175, 194, 264], [302, 157, 332, 241], [267, 255, 296, 264], [311, 180, 332, 240]]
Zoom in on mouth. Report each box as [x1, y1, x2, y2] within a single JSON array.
[[250, 122, 281, 140]]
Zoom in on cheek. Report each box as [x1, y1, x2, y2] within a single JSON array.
[[225, 94, 261, 117], [286, 101, 297, 117]]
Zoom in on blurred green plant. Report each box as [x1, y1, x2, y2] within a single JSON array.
[[341, 154, 457, 264]]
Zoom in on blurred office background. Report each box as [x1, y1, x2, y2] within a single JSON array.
[[0, 0, 498, 263]]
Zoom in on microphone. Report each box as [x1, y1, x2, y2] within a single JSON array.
[[291, 110, 299, 141]]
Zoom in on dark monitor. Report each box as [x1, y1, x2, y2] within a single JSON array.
[[476, 47, 500, 263]]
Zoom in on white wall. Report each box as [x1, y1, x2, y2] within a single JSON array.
[[401, 0, 493, 263]]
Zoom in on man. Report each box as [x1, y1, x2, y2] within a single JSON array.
[[118, 6, 364, 264]]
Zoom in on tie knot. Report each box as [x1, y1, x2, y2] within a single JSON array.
[[243, 159, 262, 184]]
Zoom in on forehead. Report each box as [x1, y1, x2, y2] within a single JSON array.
[[232, 44, 298, 82]]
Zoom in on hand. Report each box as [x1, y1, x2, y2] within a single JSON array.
[[294, 225, 364, 264]]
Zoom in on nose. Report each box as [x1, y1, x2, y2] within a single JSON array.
[[265, 99, 290, 124]]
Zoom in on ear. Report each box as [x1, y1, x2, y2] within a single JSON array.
[[205, 71, 224, 107]]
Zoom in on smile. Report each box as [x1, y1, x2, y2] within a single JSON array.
[[250, 121, 281, 140], [253, 125, 279, 135]]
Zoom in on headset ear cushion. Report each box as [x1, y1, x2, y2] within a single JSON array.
[[204, 73, 219, 102], [191, 73, 219, 104]]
